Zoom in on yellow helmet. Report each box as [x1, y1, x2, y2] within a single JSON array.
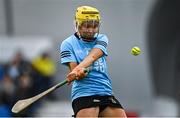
[[75, 6, 101, 25]]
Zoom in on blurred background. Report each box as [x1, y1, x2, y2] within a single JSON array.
[[0, 0, 180, 117]]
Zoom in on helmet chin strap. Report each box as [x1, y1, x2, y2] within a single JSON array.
[[74, 21, 81, 39]]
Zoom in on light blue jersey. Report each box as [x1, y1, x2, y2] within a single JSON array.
[[60, 33, 112, 101]]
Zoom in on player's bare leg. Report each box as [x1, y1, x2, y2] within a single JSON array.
[[76, 107, 99, 117], [99, 106, 127, 117]]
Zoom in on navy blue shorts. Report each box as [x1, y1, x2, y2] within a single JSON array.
[[72, 95, 124, 117]]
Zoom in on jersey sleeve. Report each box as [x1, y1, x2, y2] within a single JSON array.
[[93, 35, 108, 56], [60, 41, 77, 65]]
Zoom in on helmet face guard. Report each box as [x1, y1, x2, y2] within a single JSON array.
[[77, 20, 100, 41], [75, 6, 101, 41]]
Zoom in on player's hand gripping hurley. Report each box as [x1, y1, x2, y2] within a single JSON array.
[[11, 68, 90, 114]]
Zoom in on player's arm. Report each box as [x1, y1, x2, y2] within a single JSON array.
[[68, 62, 78, 72], [76, 48, 103, 68], [66, 48, 103, 83], [66, 62, 78, 84]]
